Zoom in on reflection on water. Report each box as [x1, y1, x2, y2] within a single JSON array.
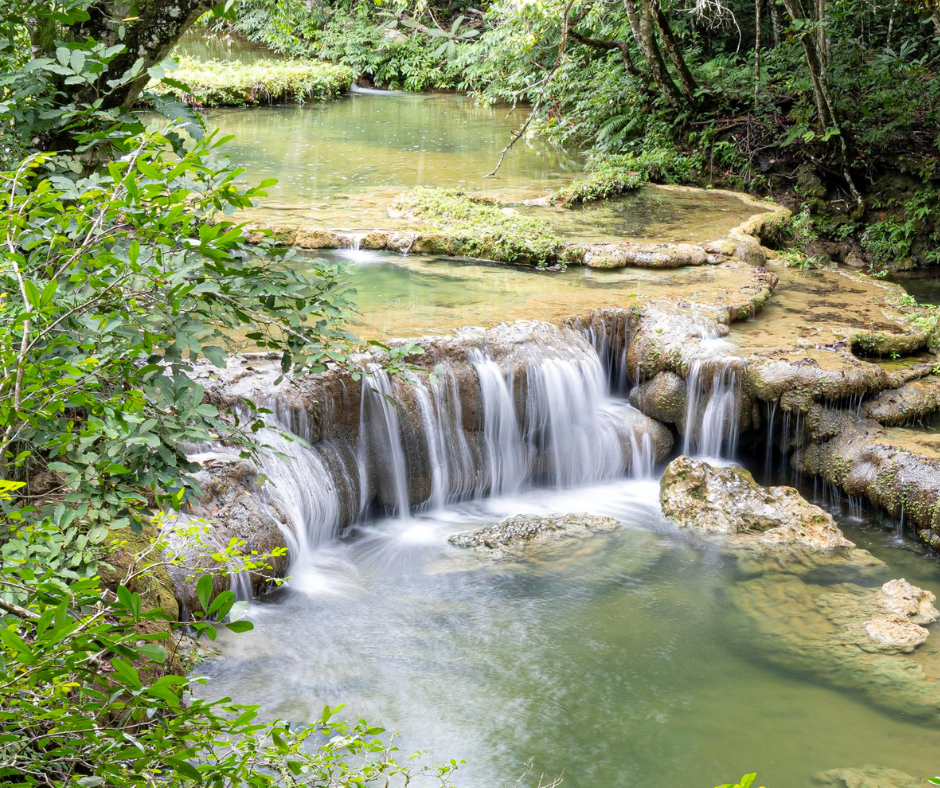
[[197, 478, 940, 788], [889, 271, 940, 306], [196, 94, 581, 228], [322, 249, 743, 340]]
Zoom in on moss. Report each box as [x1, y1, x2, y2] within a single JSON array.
[[391, 188, 566, 267], [553, 165, 645, 206], [149, 58, 355, 107]]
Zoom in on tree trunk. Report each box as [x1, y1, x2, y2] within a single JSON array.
[[652, 3, 698, 103], [71, 0, 217, 110], [623, 0, 683, 106]]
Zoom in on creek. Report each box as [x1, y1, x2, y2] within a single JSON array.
[[177, 38, 940, 787]]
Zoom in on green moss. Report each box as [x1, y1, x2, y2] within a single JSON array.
[[391, 188, 566, 267], [150, 58, 355, 107], [553, 165, 645, 206]]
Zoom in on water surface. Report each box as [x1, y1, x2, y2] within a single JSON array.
[[198, 478, 940, 788]]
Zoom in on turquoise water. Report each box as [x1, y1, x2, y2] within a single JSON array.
[[198, 479, 940, 788]]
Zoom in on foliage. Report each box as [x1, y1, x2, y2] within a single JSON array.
[[0, 129, 364, 534], [149, 57, 355, 107], [862, 187, 940, 268], [213, 3, 476, 91], [714, 775, 765, 788], [553, 148, 702, 204], [392, 187, 568, 266], [0, 504, 460, 787]]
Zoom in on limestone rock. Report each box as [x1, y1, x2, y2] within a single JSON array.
[[814, 766, 923, 788], [863, 615, 930, 650], [629, 371, 686, 427], [659, 456, 853, 550], [879, 578, 939, 623], [449, 513, 620, 556], [863, 376, 940, 426]]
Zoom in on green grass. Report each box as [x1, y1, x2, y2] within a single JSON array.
[[151, 57, 355, 107]]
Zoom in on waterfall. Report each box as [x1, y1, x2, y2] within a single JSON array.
[[359, 369, 411, 517], [523, 352, 624, 487], [223, 325, 665, 573], [469, 349, 527, 495], [252, 415, 344, 556], [764, 400, 777, 478], [683, 358, 740, 459], [628, 429, 655, 479]]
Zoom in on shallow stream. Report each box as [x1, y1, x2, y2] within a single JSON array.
[[199, 477, 940, 787]]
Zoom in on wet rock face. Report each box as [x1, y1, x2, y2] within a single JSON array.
[[659, 456, 853, 550], [167, 457, 291, 614], [449, 513, 620, 556], [629, 371, 686, 427], [863, 376, 940, 426]]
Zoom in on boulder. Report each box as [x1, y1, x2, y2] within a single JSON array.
[[659, 456, 853, 550], [449, 513, 620, 556], [629, 371, 687, 427]]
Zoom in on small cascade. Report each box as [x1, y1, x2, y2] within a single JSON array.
[[523, 352, 625, 487], [580, 312, 631, 395], [764, 400, 778, 478], [469, 349, 527, 495], [359, 369, 412, 517], [628, 430, 655, 479], [252, 417, 343, 556], [683, 357, 741, 459], [340, 232, 367, 251]]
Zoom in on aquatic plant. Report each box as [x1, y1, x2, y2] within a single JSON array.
[[150, 57, 355, 107], [391, 187, 568, 267]]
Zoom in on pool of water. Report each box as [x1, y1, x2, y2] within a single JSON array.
[[195, 94, 581, 228], [889, 271, 940, 305], [320, 249, 756, 340], [197, 477, 940, 788], [522, 186, 767, 244]]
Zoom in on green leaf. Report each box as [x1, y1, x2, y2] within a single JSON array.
[[196, 574, 213, 612], [138, 644, 168, 664], [225, 620, 253, 633]]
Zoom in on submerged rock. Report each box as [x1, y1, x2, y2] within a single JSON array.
[[449, 513, 620, 555], [813, 766, 924, 788], [659, 456, 853, 550]]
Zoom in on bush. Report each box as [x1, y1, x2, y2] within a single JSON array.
[[150, 58, 355, 107]]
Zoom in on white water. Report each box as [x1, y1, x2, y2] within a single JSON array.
[[682, 357, 741, 459], [230, 331, 663, 568]]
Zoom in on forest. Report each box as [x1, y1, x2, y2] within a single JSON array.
[[2, 0, 940, 786]]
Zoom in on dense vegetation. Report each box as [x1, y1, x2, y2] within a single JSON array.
[[226, 0, 940, 267]]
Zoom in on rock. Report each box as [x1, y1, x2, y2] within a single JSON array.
[[629, 371, 687, 427], [659, 456, 854, 550], [166, 458, 291, 616], [294, 228, 342, 249], [879, 578, 939, 623], [863, 615, 930, 650], [863, 376, 940, 426], [449, 513, 620, 556], [814, 766, 923, 788]]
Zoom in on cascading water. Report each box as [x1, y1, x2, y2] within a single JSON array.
[[251, 410, 344, 557], [682, 358, 741, 459], [223, 325, 664, 574], [469, 348, 527, 496], [359, 369, 412, 517], [522, 351, 625, 487]]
